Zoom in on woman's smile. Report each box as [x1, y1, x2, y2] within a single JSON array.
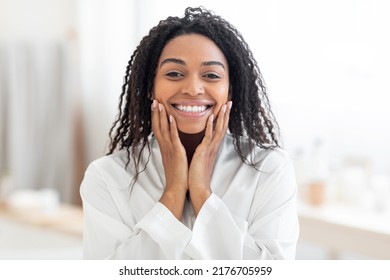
[[170, 99, 214, 119], [173, 104, 211, 114]]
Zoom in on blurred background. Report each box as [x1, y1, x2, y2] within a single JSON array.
[[0, 0, 389, 259]]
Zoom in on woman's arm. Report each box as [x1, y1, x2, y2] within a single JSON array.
[[151, 100, 188, 220]]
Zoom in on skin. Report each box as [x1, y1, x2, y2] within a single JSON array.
[[151, 34, 232, 220]]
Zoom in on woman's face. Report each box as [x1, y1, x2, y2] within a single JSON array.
[[153, 33, 229, 134]]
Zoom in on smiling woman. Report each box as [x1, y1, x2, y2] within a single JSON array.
[[79, 6, 299, 260]]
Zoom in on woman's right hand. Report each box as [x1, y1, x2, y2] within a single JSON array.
[[151, 100, 188, 220]]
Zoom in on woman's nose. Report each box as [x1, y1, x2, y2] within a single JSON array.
[[181, 76, 204, 96]]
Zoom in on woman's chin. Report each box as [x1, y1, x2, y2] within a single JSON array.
[[177, 123, 206, 134]]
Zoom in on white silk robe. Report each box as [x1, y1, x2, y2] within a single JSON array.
[[80, 133, 299, 259]]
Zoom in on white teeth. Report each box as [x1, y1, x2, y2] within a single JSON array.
[[175, 105, 208, 113]]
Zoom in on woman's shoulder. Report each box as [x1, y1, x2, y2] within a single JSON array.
[[224, 133, 292, 173], [257, 147, 292, 173], [87, 150, 129, 173], [81, 150, 132, 191]]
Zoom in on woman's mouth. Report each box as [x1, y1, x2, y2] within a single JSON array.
[[173, 104, 213, 113]]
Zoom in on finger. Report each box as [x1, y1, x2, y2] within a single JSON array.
[[223, 101, 232, 131], [169, 115, 182, 146], [203, 114, 214, 144], [212, 102, 231, 145], [214, 104, 227, 136], [158, 103, 171, 142]]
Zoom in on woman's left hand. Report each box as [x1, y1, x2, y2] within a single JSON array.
[[188, 101, 232, 215]]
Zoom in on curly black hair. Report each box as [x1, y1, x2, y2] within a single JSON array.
[[108, 6, 280, 182]]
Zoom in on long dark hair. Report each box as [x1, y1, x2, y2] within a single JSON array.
[[108, 7, 280, 182]]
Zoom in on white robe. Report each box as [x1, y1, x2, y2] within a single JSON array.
[[80, 133, 299, 259]]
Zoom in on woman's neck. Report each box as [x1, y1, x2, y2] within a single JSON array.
[[178, 130, 205, 165]]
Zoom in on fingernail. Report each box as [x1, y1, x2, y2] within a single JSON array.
[[158, 103, 163, 112], [222, 104, 227, 113], [210, 114, 214, 122], [228, 101, 233, 109], [169, 115, 173, 123]]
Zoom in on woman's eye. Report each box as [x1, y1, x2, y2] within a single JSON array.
[[204, 73, 220, 79], [166, 72, 183, 78]]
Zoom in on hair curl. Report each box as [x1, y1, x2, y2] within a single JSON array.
[[108, 7, 281, 183]]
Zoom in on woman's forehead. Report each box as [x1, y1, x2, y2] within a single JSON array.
[[158, 34, 228, 67]]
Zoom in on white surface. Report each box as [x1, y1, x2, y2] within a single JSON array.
[[297, 201, 390, 259], [0, 217, 82, 259]]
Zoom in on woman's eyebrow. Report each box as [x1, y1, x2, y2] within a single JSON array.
[[159, 58, 226, 69], [202, 61, 225, 69], [159, 58, 185, 68]]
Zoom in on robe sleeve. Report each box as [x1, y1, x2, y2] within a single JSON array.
[[80, 163, 192, 259], [184, 152, 299, 259]]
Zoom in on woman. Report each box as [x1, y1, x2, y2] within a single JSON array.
[[80, 7, 299, 259]]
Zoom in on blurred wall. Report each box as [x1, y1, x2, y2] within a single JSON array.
[[0, 0, 80, 203], [78, 0, 137, 163], [0, 0, 78, 41]]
